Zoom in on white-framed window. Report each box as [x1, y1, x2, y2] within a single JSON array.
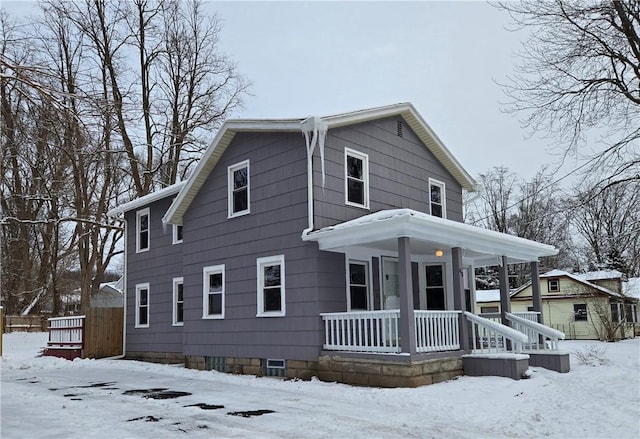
[[203, 265, 225, 319], [425, 264, 446, 310], [136, 208, 150, 253], [135, 283, 150, 328], [626, 304, 638, 323], [256, 255, 285, 317], [348, 260, 369, 311], [548, 279, 560, 292], [611, 303, 623, 323], [173, 277, 184, 326], [228, 160, 250, 218], [172, 224, 183, 244], [344, 148, 369, 209], [574, 303, 588, 321], [428, 178, 446, 218]]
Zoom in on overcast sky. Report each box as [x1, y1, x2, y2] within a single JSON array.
[[4, 0, 580, 182]]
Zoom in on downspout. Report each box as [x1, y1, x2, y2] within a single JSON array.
[[102, 216, 127, 361], [300, 116, 327, 236]]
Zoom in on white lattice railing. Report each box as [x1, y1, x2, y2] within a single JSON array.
[[48, 315, 85, 349], [415, 310, 461, 353], [321, 310, 400, 353], [506, 312, 565, 351], [465, 311, 528, 354]]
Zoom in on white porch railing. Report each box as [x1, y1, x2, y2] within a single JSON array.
[[480, 311, 540, 324], [415, 310, 461, 352], [464, 311, 528, 354], [48, 315, 85, 349], [506, 312, 565, 351], [321, 310, 400, 353]]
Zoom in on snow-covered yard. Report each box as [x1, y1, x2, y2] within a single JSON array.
[[1, 333, 638, 438]]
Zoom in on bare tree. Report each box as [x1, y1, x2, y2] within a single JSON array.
[[497, 0, 640, 189], [468, 166, 517, 233]]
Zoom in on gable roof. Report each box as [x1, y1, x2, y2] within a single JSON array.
[[163, 103, 477, 225], [512, 269, 622, 299], [623, 278, 640, 300], [573, 270, 626, 282]]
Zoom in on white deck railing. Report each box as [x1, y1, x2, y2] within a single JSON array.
[[480, 311, 540, 324], [506, 312, 565, 351], [465, 311, 528, 354], [415, 310, 461, 352], [48, 315, 85, 349], [321, 310, 400, 353]]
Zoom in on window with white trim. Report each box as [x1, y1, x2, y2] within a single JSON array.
[[611, 303, 623, 323], [626, 304, 637, 323], [173, 277, 184, 326], [348, 261, 369, 311], [135, 283, 150, 328], [548, 279, 560, 292], [345, 148, 369, 209], [228, 160, 250, 217], [428, 178, 446, 218], [203, 265, 225, 319], [172, 224, 183, 244], [257, 255, 285, 317], [136, 208, 150, 252]]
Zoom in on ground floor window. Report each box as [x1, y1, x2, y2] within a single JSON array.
[[257, 255, 285, 317], [203, 265, 225, 319], [173, 277, 184, 326], [626, 304, 638, 323], [481, 305, 499, 314], [348, 261, 369, 310], [135, 283, 150, 328], [611, 303, 623, 323], [574, 303, 587, 321]]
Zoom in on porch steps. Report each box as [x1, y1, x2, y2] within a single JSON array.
[[463, 351, 570, 379]]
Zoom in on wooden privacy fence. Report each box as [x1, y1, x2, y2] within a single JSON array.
[[46, 307, 123, 360], [4, 314, 47, 332]]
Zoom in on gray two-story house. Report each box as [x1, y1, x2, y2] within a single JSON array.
[[108, 103, 564, 387]]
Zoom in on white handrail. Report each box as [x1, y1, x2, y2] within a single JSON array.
[[506, 312, 565, 351], [464, 311, 528, 354]]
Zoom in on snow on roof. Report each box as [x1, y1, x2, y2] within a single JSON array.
[[475, 289, 501, 303], [573, 270, 625, 282], [540, 269, 621, 298], [624, 278, 640, 300], [107, 181, 186, 217]]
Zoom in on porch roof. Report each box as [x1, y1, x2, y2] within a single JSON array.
[[302, 209, 558, 265]]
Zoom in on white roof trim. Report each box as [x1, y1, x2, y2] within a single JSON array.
[[107, 181, 186, 217], [302, 209, 558, 263], [163, 102, 477, 225]]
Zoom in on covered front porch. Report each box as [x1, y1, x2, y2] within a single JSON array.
[[304, 209, 567, 381]]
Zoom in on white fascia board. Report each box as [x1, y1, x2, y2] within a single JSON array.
[[107, 181, 186, 218]]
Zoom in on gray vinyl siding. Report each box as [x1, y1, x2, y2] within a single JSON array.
[[313, 116, 464, 229], [125, 196, 183, 354], [181, 132, 346, 362]]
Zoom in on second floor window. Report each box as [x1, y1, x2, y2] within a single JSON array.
[[173, 224, 183, 244], [136, 208, 150, 252], [428, 179, 446, 218], [345, 148, 369, 209], [228, 160, 250, 217]]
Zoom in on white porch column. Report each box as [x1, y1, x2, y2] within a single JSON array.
[[398, 236, 417, 355], [530, 260, 544, 324], [498, 255, 511, 326], [451, 247, 470, 350]]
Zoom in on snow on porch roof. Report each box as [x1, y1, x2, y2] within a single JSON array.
[[162, 102, 477, 225], [302, 209, 558, 264]]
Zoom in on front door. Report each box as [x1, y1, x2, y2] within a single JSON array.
[[425, 264, 446, 310], [382, 257, 400, 310]]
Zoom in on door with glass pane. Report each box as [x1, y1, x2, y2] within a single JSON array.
[[382, 257, 400, 310], [425, 264, 445, 310], [348, 261, 369, 310]]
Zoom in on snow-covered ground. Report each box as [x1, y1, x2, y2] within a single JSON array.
[[1, 333, 639, 438]]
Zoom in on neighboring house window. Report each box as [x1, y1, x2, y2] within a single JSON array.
[[203, 265, 225, 319], [626, 304, 638, 323], [257, 255, 285, 317], [527, 306, 535, 312], [135, 283, 150, 328], [611, 303, 623, 323], [573, 303, 587, 321], [344, 148, 369, 209], [228, 160, 250, 217], [173, 224, 183, 244], [548, 279, 560, 292], [428, 178, 446, 218], [348, 261, 369, 311], [173, 277, 184, 326], [481, 306, 499, 314], [136, 208, 150, 253]]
